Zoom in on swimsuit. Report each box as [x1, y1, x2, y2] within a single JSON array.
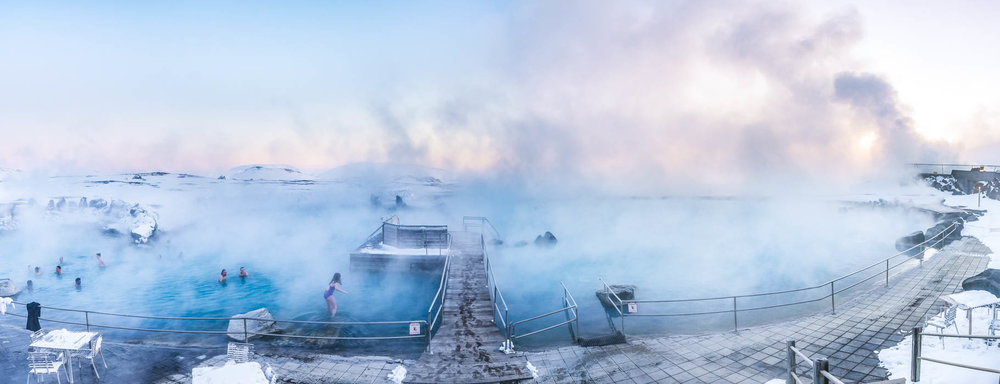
[[324, 285, 335, 299]]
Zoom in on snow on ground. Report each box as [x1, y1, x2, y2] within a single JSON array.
[[192, 361, 270, 384], [227, 164, 314, 181], [877, 305, 1000, 383], [874, 189, 1000, 383]]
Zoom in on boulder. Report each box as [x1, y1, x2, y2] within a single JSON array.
[[534, 232, 558, 247], [227, 308, 278, 342], [894, 231, 925, 257], [596, 284, 636, 308], [962, 269, 1000, 297], [0, 278, 20, 297], [924, 220, 964, 248]]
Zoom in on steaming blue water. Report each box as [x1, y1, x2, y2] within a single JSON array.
[[0, 177, 940, 352]]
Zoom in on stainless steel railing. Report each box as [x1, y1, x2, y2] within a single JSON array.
[[483, 236, 510, 344], [5, 301, 430, 345], [426, 236, 453, 349], [910, 326, 1000, 381], [509, 282, 579, 342], [463, 216, 502, 241], [617, 222, 960, 333]]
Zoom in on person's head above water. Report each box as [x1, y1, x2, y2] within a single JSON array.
[[74, 277, 81, 286], [331, 272, 342, 285], [26, 280, 33, 288], [56, 265, 62, 274], [221, 269, 227, 276], [34, 266, 40, 273]]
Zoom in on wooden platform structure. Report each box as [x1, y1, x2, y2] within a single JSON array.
[[405, 231, 532, 383]]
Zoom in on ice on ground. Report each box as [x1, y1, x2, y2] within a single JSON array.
[[0, 297, 12, 315], [387, 365, 406, 384], [192, 361, 270, 384], [877, 306, 1000, 383], [942, 290, 1000, 309], [762, 380, 784, 384], [526, 361, 539, 379]]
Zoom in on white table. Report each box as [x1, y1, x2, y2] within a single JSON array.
[[29, 329, 98, 384], [942, 290, 1000, 335]]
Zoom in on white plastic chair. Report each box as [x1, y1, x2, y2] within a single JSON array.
[[26, 351, 68, 384], [988, 304, 1000, 346], [29, 329, 45, 342], [926, 305, 961, 348], [226, 342, 253, 363], [73, 335, 107, 379]]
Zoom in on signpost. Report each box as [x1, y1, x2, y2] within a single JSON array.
[[627, 302, 637, 314], [409, 322, 421, 336]]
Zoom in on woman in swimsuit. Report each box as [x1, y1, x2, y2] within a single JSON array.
[[324, 273, 349, 318]]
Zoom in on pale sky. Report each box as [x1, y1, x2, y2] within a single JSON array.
[[0, 1, 998, 188]]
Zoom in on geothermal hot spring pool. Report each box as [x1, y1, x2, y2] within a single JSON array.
[[0, 173, 938, 353]]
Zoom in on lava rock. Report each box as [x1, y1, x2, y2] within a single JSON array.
[[0, 278, 20, 297], [578, 331, 626, 346], [925, 220, 964, 248], [534, 231, 557, 247], [894, 231, 925, 257], [596, 284, 636, 308], [227, 307, 278, 342], [962, 269, 1000, 297]]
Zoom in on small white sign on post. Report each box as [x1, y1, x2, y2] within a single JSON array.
[[409, 322, 421, 335], [627, 302, 637, 314]]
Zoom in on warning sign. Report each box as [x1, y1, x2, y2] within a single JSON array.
[[409, 322, 421, 335], [627, 302, 637, 314]]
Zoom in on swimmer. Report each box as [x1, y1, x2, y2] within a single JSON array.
[[238, 267, 249, 278], [55, 265, 63, 275], [218, 269, 227, 283], [59, 256, 64, 265], [26, 280, 33, 292], [34, 267, 42, 276], [95, 253, 106, 267], [324, 273, 349, 318], [74, 277, 81, 289]]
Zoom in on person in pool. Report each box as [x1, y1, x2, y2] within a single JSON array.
[[55, 265, 63, 275], [218, 269, 227, 283], [34, 266, 42, 276], [324, 273, 349, 318], [75, 277, 81, 290], [95, 253, 106, 267], [238, 267, 249, 278]]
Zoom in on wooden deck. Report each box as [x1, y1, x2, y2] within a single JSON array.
[[405, 231, 532, 383]]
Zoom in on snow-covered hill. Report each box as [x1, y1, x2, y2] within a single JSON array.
[[226, 165, 315, 181]]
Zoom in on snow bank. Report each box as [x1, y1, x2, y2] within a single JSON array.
[[877, 306, 1000, 383], [227, 165, 314, 181], [387, 365, 406, 384], [192, 361, 269, 384]]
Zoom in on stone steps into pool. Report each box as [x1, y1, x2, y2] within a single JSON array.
[[406, 231, 532, 384]]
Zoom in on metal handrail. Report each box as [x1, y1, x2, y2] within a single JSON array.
[[911, 326, 1000, 381], [508, 282, 579, 341], [600, 278, 626, 334], [620, 222, 960, 332], [463, 216, 502, 241], [9, 300, 432, 346], [482, 235, 509, 343]]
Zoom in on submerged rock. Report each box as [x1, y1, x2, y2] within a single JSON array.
[[0, 278, 20, 297], [227, 307, 278, 342], [596, 284, 636, 308], [534, 231, 557, 247], [962, 269, 1000, 297]]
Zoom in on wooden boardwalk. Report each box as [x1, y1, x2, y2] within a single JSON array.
[[405, 231, 532, 383]]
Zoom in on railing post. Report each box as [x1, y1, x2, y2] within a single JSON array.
[[885, 259, 890, 286], [813, 358, 829, 384], [85, 311, 90, 333], [786, 340, 796, 384], [911, 327, 922, 382], [733, 297, 738, 332], [830, 282, 835, 313], [243, 317, 248, 342]]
